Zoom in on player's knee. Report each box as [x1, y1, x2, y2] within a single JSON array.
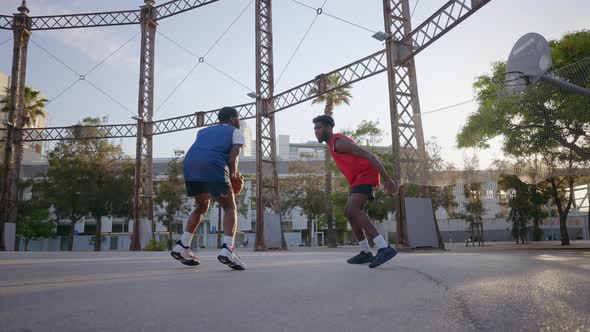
[[220, 200, 236, 211], [345, 205, 358, 220], [195, 199, 210, 213], [217, 191, 236, 210]]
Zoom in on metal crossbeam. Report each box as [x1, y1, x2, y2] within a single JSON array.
[[399, 0, 491, 63], [18, 124, 137, 142], [6, 103, 255, 143], [0, 15, 11, 30], [152, 102, 255, 135], [29, 10, 141, 30], [0, 0, 494, 253], [0, 0, 221, 31], [272, 0, 490, 113], [1, 0, 490, 143], [155, 0, 220, 20], [273, 49, 387, 112]]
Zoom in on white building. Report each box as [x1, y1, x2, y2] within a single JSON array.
[[239, 120, 253, 157], [12, 135, 590, 251]]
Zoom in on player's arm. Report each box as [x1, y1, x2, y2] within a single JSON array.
[[228, 144, 242, 179], [333, 138, 398, 194]]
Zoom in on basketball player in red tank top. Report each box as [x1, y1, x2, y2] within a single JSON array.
[[313, 115, 398, 268]]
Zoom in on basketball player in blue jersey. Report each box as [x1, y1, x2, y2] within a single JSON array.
[[171, 106, 246, 270]]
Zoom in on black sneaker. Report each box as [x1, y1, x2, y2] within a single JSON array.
[[347, 251, 375, 264], [171, 240, 200, 266], [368, 246, 397, 268]]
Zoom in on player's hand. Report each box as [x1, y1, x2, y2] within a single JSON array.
[[383, 177, 399, 195], [230, 172, 244, 195], [230, 170, 240, 180], [229, 171, 243, 180]]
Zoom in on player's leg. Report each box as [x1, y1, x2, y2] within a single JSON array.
[[346, 185, 397, 268], [213, 183, 246, 270], [171, 182, 210, 266], [345, 190, 375, 264]]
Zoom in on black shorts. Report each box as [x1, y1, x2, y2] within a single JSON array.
[[350, 184, 375, 200], [185, 181, 231, 198]]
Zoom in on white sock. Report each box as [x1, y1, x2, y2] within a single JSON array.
[[358, 239, 370, 253], [181, 232, 193, 247], [373, 235, 388, 250], [223, 235, 234, 250]]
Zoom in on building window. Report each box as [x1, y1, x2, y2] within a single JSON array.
[[57, 224, 70, 236], [112, 223, 124, 233]]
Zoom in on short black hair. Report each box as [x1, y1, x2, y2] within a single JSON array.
[[312, 115, 334, 128], [218, 106, 238, 123]]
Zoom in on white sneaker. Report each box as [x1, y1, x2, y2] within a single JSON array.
[[217, 244, 246, 270], [171, 240, 200, 266]]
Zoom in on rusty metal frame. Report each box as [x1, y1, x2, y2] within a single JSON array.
[[0, 5, 31, 250], [0, 0, 220, 31], [254, 0, 286, 250], [0, 0, 492, 251], [130, 1, 158, 251]]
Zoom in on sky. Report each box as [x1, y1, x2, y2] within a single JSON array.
[[0, 0, 588, 169]]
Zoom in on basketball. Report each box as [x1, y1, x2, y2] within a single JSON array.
[[231, 173, 244, 195]]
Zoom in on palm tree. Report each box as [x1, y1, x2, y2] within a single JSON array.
[[0, 86, 47, 250], [309, 74, 352, 247], [1, 85, 48, 162], [1, 86, 48, 128]]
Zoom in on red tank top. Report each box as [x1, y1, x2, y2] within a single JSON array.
[[328, 134, 380, 188]]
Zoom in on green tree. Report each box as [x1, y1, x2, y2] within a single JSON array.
[[44, 117, 127, 251], [1, 86, 48, 250], [16, 197, 53, 251], [0, 86, 48, 128], [309, 74, 353, 248], [155, 150, 189, 249], [462, 183, 484, 247], [280, 160, 326, 246], [459, 155, 485, 247], [110, 161, 135, 233], [541, 150, 579, 245], [0, 86, 47, 172], [235, 174, 253, 221], [425, 137, 458, 234], [341, 120, 383, 147], [498, 174, 550, 243], [457, 31, 590, 245], [364, 190, 396, 223], [41, 157, 92, 251]]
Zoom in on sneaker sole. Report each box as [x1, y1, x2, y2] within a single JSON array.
[[347, 259, 375, 264], [171, 251, 200, 266], [217, 255, 246, 270], [369, 250, 397, 268]]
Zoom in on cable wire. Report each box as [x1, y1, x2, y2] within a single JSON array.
[[31, 36, 137, 115], [275, 0, 329, 87], [158, 31, 253, 93], [289, 0, 377, 34], [0, 38, 12, 47], [410, 0, 420, 19], [155, 0, 254, 115]]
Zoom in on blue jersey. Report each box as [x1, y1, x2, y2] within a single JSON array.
[[183, 125, 236, 183]]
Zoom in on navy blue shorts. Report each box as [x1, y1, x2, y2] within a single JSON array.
[[185, 181, 231, 198], [350, 184, 375, 200]]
